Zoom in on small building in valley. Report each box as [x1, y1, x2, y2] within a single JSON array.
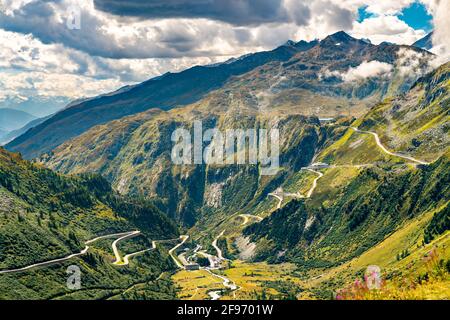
[[309, 162, 330, 169], [185, 264, 200, 271]]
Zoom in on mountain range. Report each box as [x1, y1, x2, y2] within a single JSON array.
[[0, 109, 36, 133], [0, 146, 179, 299], [413, 32, 434, 50], [6, 32, 432, 159], [35, 32, 435, 225], [0, 31, 449, 300], [0, 115, 51, 146]]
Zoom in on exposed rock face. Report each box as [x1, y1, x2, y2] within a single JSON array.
[[235, 236, 257, 261], [204, 183, 225, 208]]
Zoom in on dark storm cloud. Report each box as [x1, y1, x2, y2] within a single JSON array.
[[0, 0, 354, 62], [0, 0, 206, 59], [93, 0, 311, 26], [0, 0, 311, 60]]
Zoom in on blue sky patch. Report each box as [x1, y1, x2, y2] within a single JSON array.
[[399, 2, 433, 32], [357, 6, 374, 23], [358, 2, 432, 32]]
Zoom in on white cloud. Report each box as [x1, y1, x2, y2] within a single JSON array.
[[0, 0, 431, 61], [422, 0, 450, 61], [0, 29, 227, 99], [396, 48, 432, 77], [323, 0, 415, 16], [340, 60, 394, 82], [351, 15, 426, 45], [0, 0, 360, 106], [0, 69, 122, 99], [0, 0, 357, 61], [363, 0, 415, 15]]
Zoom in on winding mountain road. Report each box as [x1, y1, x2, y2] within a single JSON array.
[[238, 214, 263, 226], [0, 231, 188, 273], [267, 167, 324, 209], [121, 248, 154, 266], [268, 193, 283, 209], [171, 230, 238, 300], [0, 231, 140, 274], [304, 169, 324, 198], [112, 231, 142, 265], [179, 124, 433, 300], [168, 235, 189, 269], [119, 236, 184, 266], [351, 127, 430, 165], [204, 269, 239, 300], [205, 269, 238, 291], [212, 231, 227, 261], [265, 124, 429, 211], [208, 290, 221, 300]]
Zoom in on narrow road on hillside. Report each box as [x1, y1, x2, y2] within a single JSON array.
[[121, 248, 154, 266], [176, 230, 238, 300], [351, 127, 430, 165], [205, 269, 238, 291], [168, 235, 189, 269], [304, 169, 324, 198], [240, 215, 250, 226], [212, 231, 227, 261], [267, 167, 324, 209], [208, 290, 221, 300], [238, 214, 263, 226], [118, 236, 183, 266], [0, 231, 185, 273], [204, 269, 239, 300], [0, 231, 140, 274], [112, 231, 141, 265], [186, 125, 432, 300], [268, 193, 283, 209]]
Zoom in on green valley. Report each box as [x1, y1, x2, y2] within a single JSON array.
[[0, 147, 181, 299]]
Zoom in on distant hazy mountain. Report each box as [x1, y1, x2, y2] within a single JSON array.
[[413, 32, 433, 50], [0, 108, 36, 132], [5, 39, 319, 159], [0, 115, 51, 146], [0, 96, 71, 118], [0, 129, 6, 141]]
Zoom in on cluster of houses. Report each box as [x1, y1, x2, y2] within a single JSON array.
[[183, 247, 223, 271]]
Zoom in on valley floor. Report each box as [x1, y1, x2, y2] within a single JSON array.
[[171, 125, 449, 300], [172, 223, 450, 300]]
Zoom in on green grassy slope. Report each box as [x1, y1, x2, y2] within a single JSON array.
[[245, 153, 449, 265], [356, 62, 449, 162], [243, 62, 449, 267], [0, 147, 179, 299], [43, 94, 325, 228], [301, 203, 450, 300]]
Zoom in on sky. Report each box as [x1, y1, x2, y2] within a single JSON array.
[[0, 0, 448, 117]]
